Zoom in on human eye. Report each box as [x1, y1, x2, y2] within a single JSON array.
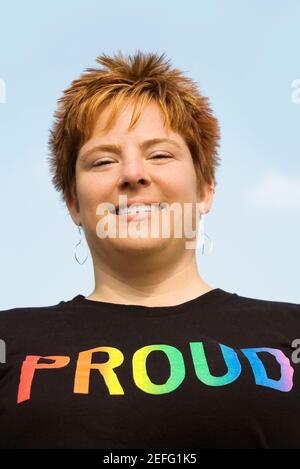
[[150, 153, 172, 160], [93, 159, 115, 167]]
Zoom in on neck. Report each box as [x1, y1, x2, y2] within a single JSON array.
[[86, 243, 214, 307]]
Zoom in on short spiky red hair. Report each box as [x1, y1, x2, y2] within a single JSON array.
[[48, 50, 221, 205]]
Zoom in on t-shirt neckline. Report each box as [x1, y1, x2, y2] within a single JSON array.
[[69, 288, 236, 318]]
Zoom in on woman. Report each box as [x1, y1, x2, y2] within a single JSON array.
[[0, 50, 300, 449]]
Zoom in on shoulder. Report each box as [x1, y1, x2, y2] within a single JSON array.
[[0, 299, 68, 324], [233, 291, 300, 308], [231, 291, 300, 320]]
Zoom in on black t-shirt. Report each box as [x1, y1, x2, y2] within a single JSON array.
[[0, 287, 300, 449]]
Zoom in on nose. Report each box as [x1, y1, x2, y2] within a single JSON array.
[[117, 156, 151, 190]]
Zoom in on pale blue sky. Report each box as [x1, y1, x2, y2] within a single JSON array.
[[0, 0, 299, 309]]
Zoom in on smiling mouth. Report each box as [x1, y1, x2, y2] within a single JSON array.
[[115, 203, 166, 216]]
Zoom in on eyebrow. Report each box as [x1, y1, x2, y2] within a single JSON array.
[[78, 138, 182, 160]]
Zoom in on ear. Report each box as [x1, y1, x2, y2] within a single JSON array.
[[64, 182, 81, 226], [197, 181, 215, 215]]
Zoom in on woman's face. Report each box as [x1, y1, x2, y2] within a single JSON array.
[[67, 100, 214, 262]]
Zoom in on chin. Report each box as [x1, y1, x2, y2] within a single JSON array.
[[112, 237, 170, 254]]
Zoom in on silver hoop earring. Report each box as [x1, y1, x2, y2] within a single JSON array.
[[198, 212, 213, 255], [74, 225, 88, 265]]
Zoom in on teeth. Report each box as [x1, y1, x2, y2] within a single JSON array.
[[118, 204, 162, 215]]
